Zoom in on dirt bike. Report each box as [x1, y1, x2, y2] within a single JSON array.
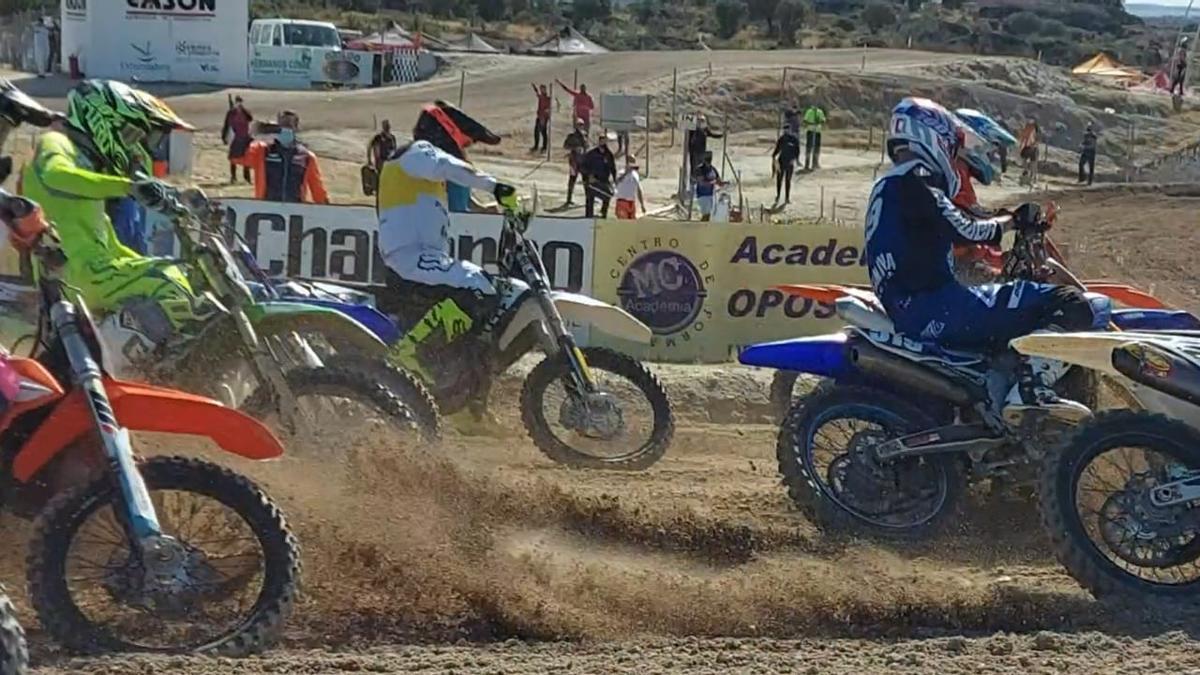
[[0, 591, 26, 675], [764, 205, 1200, 419], [740, 207, 1133, 539], [100, 184, 422, 448], [0, 193, 299, 654], [388, 190, 674, 470]]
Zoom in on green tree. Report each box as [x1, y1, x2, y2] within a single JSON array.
[[774, 0, 807, 46], [715, 0, 748, 38], [1004, 10, 1042, 35], [862, 1, 896, 33], [748, 0, 781, 33]]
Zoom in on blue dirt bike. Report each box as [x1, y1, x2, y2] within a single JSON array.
[[740, 209, 1200, 538]]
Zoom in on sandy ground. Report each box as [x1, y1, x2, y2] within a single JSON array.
[[1, 49, 1199, 673]]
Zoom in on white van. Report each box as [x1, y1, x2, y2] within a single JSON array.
[[249, 19, 342, 50]]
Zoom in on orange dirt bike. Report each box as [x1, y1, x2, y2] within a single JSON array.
[[766, 206, 1200, 418], [0, 193, 299, 655]]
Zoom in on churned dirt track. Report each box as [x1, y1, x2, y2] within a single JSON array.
[[3, 49, 1200, 673]]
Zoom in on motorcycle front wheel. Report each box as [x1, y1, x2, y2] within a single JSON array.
[[1040, 410, 1200, 599], [27, 456, 300, 655], [0, 591, 27, 675], [521, 347, 674, 471]]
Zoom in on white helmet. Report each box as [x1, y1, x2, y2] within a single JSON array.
[[887, 97, 963, 197]]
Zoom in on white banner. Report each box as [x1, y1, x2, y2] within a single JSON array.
[[218, 200, 594, 294], [312, 50, 375, 87], [248, 44, 326, 89], [84, 0, 249, 85]]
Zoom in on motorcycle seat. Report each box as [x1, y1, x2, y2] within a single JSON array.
[[837, 298, 987, 367]]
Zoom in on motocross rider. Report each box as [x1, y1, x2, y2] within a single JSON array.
[[866, 97, 1101, 418], [375, 100, 518, 421], [20, 79, 202, 359]]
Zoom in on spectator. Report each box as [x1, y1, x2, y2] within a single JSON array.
[[531, 83, 551, 152], [221, 95, 253, 184], [562, 118, 588, 206], [771, 127, 800, 206], [581, 131, 617, 218], [1078, 123, 1098, 186], [1018, 118, 1040, 186], [556, 80, 595, 134], [692, 150, 723, 222], [784, 108, 801, 137], [686, 114, 723, 176], [803, 103, 826, 170], [614, 156, 646, 220], [993, 141, 1008, 175], [1172, 37, 1189, 97], [245, 110, 329, 204], [368, 119, 397, 172]]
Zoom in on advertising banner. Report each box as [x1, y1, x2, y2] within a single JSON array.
[[218, 201, 593, 293], [86, 0, 250, 85], [588, 220, 868, 362], [311, 50, 376, 87], [60, 0, 90, 73], [249, 45, 320, 89]]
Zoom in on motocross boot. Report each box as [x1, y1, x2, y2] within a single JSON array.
[[386, 297, 476, 382], [1001, 356, 1091, 425]]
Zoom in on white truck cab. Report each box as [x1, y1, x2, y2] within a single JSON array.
[[249, 19, 342, 50]]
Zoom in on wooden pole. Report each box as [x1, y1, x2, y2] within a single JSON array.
[[670, 67, 677, 148], [573, 68, 578, 89], [778, 67, 788, 132], [546, 80, 553, 162], [645, 95, 652, 177], [458, 70, 465, 108]]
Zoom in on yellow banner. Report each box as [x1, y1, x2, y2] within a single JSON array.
[[589, 219, 867, 363]]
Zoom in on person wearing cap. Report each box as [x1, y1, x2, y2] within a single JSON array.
[[221, 95, 253, 184], [562, 118, 588, 206], [614, 156, 646, 220], [580, 130, 618, 218]]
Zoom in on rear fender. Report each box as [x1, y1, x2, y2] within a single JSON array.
[[737, 333, 851, 378], [12, 379, 283, 483], [248, 301, 389, 356], [1083, 282, 1169, 310]]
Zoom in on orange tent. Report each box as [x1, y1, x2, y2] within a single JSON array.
[[1071, 53, 1144, 84]]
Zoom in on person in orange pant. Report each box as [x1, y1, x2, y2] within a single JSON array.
[[244, 110, 329, 204]]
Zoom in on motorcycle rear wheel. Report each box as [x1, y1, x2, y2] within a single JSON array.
[[1039, 410, 1200, 599], [0, 591, 27, 675], [777, 383, 964, 539], [521, 347, 674, 471], [27, 456, 300, 655]]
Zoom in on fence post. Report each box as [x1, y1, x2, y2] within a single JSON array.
[[778, 67, 788, 132], [819, 185, 825, 221], [458, 70, 465, 108], [645, 95, 652, 177], [573, 68, 578, 89], [670, 67, 678, 148]]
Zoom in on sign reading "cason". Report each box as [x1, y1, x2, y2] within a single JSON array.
[[126, 0, 216, 16]]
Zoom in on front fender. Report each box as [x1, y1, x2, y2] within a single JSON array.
[[248, 300, 389, 355], [498, 291, 652, 350], [13, 379, 283, 483]]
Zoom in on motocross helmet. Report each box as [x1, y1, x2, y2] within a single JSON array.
[[413, 100, 500, 160], [887, 97, 963, 197], [66, 79, 194, 176], [954, 126, 997, 187], [0, 79, 62, 183]]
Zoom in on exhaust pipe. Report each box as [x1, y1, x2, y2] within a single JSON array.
[[849, 341, 978, 407]]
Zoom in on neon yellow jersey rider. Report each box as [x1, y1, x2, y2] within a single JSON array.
[[21, 79, 201, 346]]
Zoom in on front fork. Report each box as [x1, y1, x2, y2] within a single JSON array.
[[235, 308, 323, 433], [53, 302, 162, 547], [532, 290, 596, 396]]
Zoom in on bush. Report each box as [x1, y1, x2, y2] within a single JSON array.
[[715, 0, 748, 38], [1003, 11, 1042, 35], [862, 1, 895, 33], [1039, 18, 1068, 37]]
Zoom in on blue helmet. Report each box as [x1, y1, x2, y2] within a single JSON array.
[[887, 97, 962, 197]]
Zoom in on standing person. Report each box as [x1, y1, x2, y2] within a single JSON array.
[[1172, 37, 1189, 97], [1078, 123, 1098, 186], [221, 96, 253, 184], [784, 108, 801, 138], [1018, 118, 1040, 186], [562, 118, 587, 206], [244, 110, 329, 204], [692, 151, 723, 222], [614, 156, 646, 220], [556, 80, 595, 134], [994, 141, 1008, 175], [686, 114, 723, 177], [368, 119, 397, 172], [803, 103, 826, 171], [530, 83, 551, 152], [771, 127, 800, 206], [580, 131, 617, 218]]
